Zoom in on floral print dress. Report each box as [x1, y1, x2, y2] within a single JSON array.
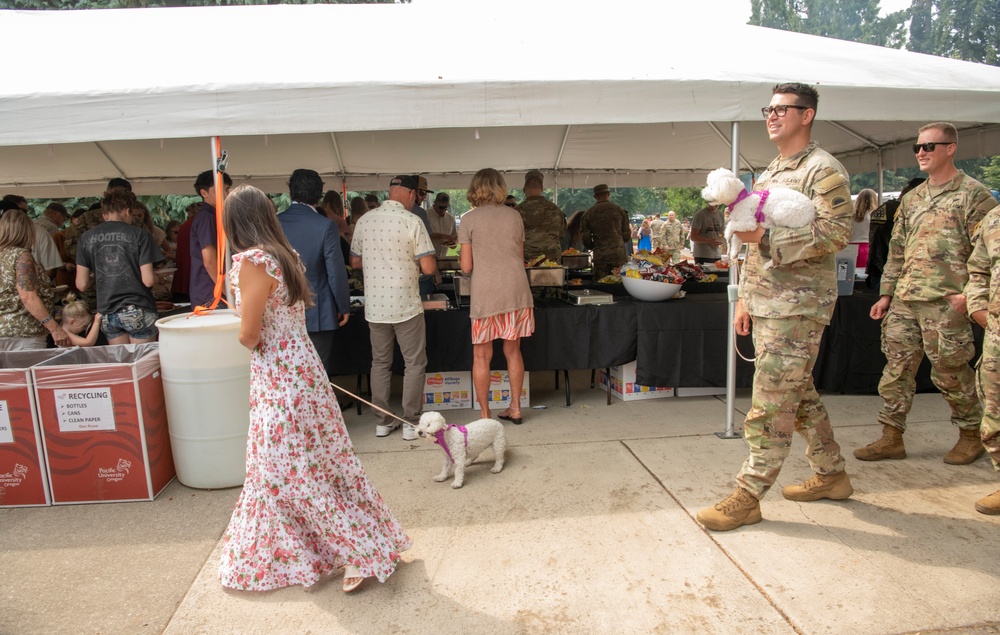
[[218, 249, 410, 591]]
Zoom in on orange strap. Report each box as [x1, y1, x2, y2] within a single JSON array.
[[194, 136, 232, 316]]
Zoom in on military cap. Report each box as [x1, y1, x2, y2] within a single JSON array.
[[524, 170, 544, 186], [594, 183, 610, 195]]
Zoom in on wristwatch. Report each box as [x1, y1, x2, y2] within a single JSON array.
[[760, 229, 771, 248], [40, 315, 53, 325]]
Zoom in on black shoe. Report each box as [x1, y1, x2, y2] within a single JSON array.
[[497, 411, 523, 425]]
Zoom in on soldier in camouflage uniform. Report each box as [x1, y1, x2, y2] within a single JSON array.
[[516, 170, 565, 263], [857, 123, 994, 466], [658, 211, 686, 265], [963, 202, 1000, 514], [580, 184, 631, 279], [697, 83, 854, 532]]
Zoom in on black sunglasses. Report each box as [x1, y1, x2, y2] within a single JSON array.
[[912, 141, 953, 154], [504, 202, 517, 207]]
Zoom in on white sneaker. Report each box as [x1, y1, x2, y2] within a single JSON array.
[[375, 421, 400, 437], [402, 424, 418, 441]]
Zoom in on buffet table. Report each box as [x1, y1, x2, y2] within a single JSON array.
[[327, 286, 967, 396]]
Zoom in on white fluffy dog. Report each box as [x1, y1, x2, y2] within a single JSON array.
[[701, 167, 817, 264], [416, 411, 506, 489]]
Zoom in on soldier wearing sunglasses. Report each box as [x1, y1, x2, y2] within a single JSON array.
[[860, 122, 997, 467]]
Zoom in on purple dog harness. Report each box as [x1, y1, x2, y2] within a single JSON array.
[[728, 189, 770, 223], [434, 424, 468, 463]]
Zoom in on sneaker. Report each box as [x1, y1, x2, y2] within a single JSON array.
[[375, 421, 400, 437], [402, 424, 418, 441], [696, 488, 762, 531], [781, 470, 853, 502]]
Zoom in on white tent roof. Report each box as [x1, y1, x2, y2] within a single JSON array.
[[3, 1, 1000, 196]]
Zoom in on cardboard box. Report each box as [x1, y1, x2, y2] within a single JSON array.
[[423, 371, 472, 411], [33, 344, 175, 505], [0, 350, 74, 507], [675, 386, 726, 397], [472, 371, 530, 409], [598, 362, 674, 401]]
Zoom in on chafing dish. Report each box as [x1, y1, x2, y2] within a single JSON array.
[[560, 289, 614, 305], [526, 266, 567, 287], [560, 254, 591, 270]]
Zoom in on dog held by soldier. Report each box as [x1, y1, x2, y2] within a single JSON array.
[[416, 411, 506, 489]]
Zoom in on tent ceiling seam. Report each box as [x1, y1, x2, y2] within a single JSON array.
[[93, 142, 126, 179]]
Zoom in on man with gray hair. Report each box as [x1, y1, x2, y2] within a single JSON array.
[[351, 175, 436, 441]]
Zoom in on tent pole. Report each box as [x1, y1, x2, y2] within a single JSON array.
[[717, 121, 742, 440]]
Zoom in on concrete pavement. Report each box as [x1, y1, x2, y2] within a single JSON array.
[[3, 371, 999, 634]]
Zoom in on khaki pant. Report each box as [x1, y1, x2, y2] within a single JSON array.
[[877, 297, 981, 431], [369, 314, 427, 427], [736, 315, 846, 498]]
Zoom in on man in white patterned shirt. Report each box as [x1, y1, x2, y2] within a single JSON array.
[[350, 175, 436, 440]]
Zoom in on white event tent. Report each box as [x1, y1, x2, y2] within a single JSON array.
[[2, 1, 1000, 198]]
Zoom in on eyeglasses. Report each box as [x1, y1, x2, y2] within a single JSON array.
[[417, 189, 428, 196], [912, 141, 953, 154], [761, 104, 810, 119], [504, 202, 516, 207]]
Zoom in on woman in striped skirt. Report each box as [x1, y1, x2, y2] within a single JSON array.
[[457, 168, 535, 424]]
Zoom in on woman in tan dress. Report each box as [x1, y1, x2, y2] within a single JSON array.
[[458, 168, 535, 424]]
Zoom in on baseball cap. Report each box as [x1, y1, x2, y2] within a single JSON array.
[[417, 176, 433, 193], [390, 175, 420, 190]]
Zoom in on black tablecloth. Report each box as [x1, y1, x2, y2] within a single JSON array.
[[327, 289, 980, 394]]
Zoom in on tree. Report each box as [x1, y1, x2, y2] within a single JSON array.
[[908, 0, 1000, 66], [750, 0, 907, 47]]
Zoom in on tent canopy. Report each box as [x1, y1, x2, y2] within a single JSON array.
[[3, 1, 1000, 196]]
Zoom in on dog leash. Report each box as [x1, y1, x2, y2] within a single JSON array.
[[329, 381, 412, 427]]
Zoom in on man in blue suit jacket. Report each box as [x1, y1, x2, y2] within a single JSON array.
[[278, 169, 351, 376]]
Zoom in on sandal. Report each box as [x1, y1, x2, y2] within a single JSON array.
[[342, 565, 365, 593], [497, 409, 523, 425]]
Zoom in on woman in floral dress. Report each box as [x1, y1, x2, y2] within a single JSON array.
[[218, 185, 410, 593]]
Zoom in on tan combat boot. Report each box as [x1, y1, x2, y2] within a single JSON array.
[[853, 424, 906, 461], [781, 470, 853, 502], [974, 489, 1000, 515], [943, 427, 986, 465], [696, 488, 762, 531]]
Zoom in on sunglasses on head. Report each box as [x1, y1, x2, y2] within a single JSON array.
[[913, 141, 953, 154]]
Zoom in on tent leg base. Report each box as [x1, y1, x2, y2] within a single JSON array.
[[715, 430, 742, 439]]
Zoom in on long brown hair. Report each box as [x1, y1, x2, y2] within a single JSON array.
[[222, 185, 313, 308], [853, 189, 878, 223]]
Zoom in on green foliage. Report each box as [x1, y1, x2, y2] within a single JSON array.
[[750, 0, 907, 47], [978, 155, 1000, 189], [907, 0, 1000, 65]]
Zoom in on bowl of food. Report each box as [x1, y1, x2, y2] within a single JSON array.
[[621, 275, 682, 301]]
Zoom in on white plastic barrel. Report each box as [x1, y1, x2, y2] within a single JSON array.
[[155, 310, 251, 488]]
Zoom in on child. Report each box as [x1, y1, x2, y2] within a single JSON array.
[[59, 295, 102, 347]]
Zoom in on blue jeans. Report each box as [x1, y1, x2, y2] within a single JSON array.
[[102, 305, 159, 340]]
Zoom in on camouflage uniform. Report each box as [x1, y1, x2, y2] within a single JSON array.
[[658, 219, 686, 264], [61, 208, 104, 311], [580, 201, 631, 279], [876, 172, 995, 432], [964, 204, 1000, 469], [516, 196, 565, 262], [649, 218, 665, 251], [736, 141, 853, 498]]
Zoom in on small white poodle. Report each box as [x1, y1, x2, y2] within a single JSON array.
[[416, 411, 507, 489], [701, 167, 816, 264]]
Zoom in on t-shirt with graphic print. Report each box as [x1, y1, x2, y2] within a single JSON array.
[[77, 221, 161, 315]]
